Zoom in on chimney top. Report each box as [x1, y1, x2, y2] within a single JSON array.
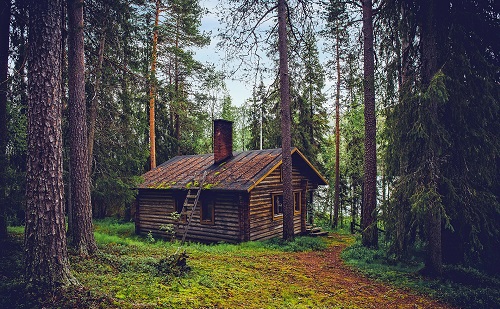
[[213, 119, 233, 164]]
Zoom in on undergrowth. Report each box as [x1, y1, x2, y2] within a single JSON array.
[[260, 235, 327, 252], [341, 239, 500, 309]]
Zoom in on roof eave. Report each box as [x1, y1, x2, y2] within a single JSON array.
[[246, 148, 329, 192], [291, 148, 329, 186]]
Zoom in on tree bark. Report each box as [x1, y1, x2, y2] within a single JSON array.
[[278, 0, 294, 241], [25, 0, 77, 288], [67, 0, 98, 256], [420, 0, 442, 276], [361, 0, 378, 248], [0, 0, 11, 239], [149, 0, 160, 169], [174, 15, 181, 155], [333, 23, 341, 229]]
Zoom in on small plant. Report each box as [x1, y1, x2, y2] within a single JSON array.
[[155, 251, 191, 281], [203, 183, 215, 189], [159, 224, 175, 238], [169, 211, 181, 221], [158, 212, 183, 241], [145, 231, 155, 243]]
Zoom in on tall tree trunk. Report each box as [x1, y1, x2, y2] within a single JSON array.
[[174, 16, 181, 155], [278, 0, 294, 241], [25, 0, 77, 288], [420, 0, 442, 276], [0, 0, 11, 239], [361, 0, 378, 248], [333, 23, 341, 229], [67, 0, 98, 256], [88, 30, 105, 173], [149, 0, 160, 169]]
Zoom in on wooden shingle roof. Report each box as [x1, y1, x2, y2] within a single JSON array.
[[138, 148, 327, 192]]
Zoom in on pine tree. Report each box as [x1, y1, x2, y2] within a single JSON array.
[[0, 0, 10, 238], [278, 0, 294, 241], [148, 0, 160, 169], [361, 0, 378, 248], [291, 26, 327, 168], [85, 0, 150, 218], [67, 0, 98, 256], [25, 0, 77, 288], [322, 0, 351, 228], [156, 0, 210, 156]]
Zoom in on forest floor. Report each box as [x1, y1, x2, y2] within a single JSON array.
[[0, 221, 491, 308], [290, 237, 453, 308]]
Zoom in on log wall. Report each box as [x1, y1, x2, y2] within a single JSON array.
[[248, 166, 312, 241], [136, 163, 322, 243], [136, 189, 243, 243]]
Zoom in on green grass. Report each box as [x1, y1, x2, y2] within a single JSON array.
[[7, 225, 24, 235], [69, 219, 333, 308], [2, 219, 496, 308], [341, 240, 500, 309]]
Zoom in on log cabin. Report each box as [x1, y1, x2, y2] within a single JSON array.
[[135, 119, 328, 243]]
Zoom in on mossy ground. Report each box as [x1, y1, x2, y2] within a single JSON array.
[[1, 220, 459, 308]]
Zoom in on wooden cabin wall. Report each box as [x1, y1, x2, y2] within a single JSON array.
[[136, 189, 243, 243], [135, 190, 175, 237], [248, 166, 312, 241]]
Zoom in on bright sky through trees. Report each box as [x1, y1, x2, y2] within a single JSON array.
[[194, 0, 335, 108]]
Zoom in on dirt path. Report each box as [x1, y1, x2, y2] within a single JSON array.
[[290, 235, 454, 309]]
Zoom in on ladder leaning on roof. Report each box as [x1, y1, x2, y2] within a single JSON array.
[[178, 170, 207, 247]]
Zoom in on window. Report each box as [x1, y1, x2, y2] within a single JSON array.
[[272, 194, 283, 217], [294, 191, 301, 214], [201, 197, 215, 224], [175, 194, 185, 214], [272, 192, 300, 217], [174, 193, 187, 222]]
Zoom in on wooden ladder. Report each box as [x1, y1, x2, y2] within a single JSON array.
[[178, 171, 207, 246]]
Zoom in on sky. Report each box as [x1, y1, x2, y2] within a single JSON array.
[[193, 0, 254, 107], [192, 0, 337, 112]]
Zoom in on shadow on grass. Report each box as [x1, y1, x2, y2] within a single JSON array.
[[341, 242, 500, 309], [0, 233, 29, 308], [0, 233, 117, 309]]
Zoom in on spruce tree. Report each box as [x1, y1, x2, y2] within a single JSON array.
[[383, 0, 499, 273]]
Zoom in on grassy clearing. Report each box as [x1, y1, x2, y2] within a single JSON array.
[[0, 220, 350, 308], [83, 219, 332, 308], [341, 239, 500, 309], [2, 219, 492, 308]]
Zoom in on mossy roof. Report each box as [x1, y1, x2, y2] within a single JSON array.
[[138, 147, 327, 192]]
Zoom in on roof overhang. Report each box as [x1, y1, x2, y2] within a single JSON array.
[[246, 147, 328, 192]]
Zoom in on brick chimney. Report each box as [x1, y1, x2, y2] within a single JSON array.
[[213, 119, 233, 164]]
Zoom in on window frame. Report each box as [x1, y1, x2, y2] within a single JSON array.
[[272, 193, 284, 219], [293, 191, 301, 215], [200, 196, 215, 225], [174, 192, 187, 222]]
